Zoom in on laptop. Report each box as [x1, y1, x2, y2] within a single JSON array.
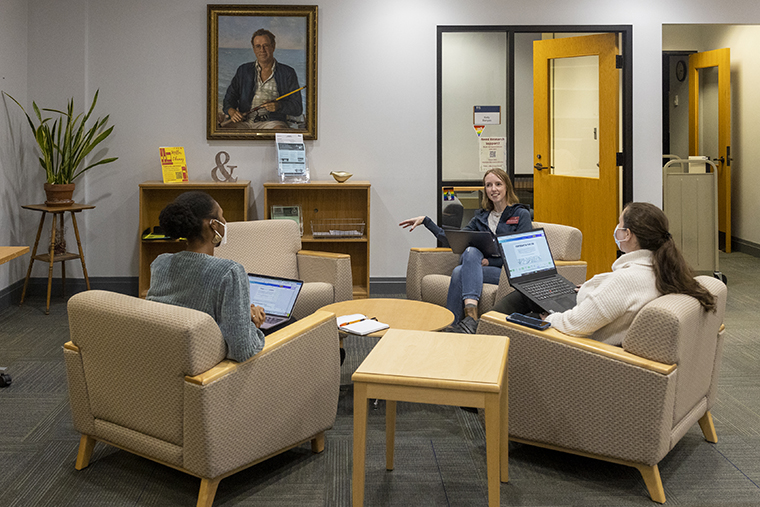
[[445, 229, 501, 257], [247, 273, 303, 330], [496, 228, 578, 313]]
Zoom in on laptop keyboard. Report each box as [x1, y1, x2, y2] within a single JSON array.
[[522, 278, 576, 300]]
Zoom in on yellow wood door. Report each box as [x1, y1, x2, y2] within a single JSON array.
[[689, 48, 731, 252], [533, 33, 620, 278]]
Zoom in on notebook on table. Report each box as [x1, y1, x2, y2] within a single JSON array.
[[444, 229, 501, 257], [247, 273, 303, 330], [496, 228, 577, 313]]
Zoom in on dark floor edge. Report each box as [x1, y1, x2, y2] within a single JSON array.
[[369, 277, 406, 296], [0, 276, 139, 312], [732, 237, 760, 258]]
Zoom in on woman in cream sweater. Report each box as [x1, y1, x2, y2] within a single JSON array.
[[492, 202, 716, 345]]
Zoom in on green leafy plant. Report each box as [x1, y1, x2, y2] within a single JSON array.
[[3, 90, 117, 184]]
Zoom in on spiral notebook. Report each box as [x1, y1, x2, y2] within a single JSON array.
[[337, 314, 389, 335]]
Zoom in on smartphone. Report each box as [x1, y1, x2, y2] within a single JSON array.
[[507, 312, 551, 330]]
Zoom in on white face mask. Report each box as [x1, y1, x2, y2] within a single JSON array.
[[212, 219, 228, 246], [613, 225, 627, 250]]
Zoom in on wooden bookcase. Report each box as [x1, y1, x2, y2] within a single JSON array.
[[264, 181, 370, 298], [138, 180, 250, 297]]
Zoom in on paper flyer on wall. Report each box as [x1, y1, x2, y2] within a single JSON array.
[[479, 137, 506, 172], [276, 133, 308, 182], [159, 147, 189, 183]]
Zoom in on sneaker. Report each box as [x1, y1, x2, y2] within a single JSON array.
[[457, 316, 479, 334]]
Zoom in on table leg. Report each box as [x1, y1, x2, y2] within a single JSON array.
[[352, 382, 369, 507], [61, 259, 66, 298], [70, 211, 90, 290], [484, 392, 503, 507], [386, 400, 396, 470], [45, 213, 58, 315], [20, 212, 47, 306]]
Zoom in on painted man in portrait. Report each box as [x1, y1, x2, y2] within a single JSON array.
[[222, 28, 302, 129]]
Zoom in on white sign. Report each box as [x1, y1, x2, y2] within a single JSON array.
[[473, 106, 501, 125], [479, 137, 506, 173]]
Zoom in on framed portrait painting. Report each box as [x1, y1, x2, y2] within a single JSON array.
[[207, 4, 318, 140]]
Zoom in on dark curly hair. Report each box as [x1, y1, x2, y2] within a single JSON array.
[[623, 202, 716, 312], [158, 191, 218, 241]]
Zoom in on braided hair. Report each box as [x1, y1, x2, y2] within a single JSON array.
[[158, 191, 217, 241], [623, 202, 716, 312]]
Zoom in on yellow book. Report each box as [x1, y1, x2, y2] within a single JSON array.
[[159, 147, 189, 183]]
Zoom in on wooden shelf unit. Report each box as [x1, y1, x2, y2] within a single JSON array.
[[264, 181, 370, 298], [138, 181, 250, 297]]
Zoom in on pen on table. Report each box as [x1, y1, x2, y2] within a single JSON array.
[[340, 317, 367, 327]]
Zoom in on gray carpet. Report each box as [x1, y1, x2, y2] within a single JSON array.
[[1, 252, 759, 506]]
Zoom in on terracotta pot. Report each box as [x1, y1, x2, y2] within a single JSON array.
[[44, 182, 75, 207]]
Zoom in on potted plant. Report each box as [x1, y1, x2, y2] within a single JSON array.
[[3, 90, 117, 206]]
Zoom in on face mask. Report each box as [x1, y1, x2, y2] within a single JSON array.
[[613, 225, 626, 250], [212, 219, 228, 246]]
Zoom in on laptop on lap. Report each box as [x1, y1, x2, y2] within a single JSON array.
[[496, 228, 577, 313], [247, 273, 303, 331], [445, 229, 501, 257]]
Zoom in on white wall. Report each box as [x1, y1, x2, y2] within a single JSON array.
[[0, 0, 35, 289], [3, 0, 760, 291]]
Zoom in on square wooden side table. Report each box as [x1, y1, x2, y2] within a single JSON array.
[[20, 203, 95, 314], [351, 329, 509, 507]]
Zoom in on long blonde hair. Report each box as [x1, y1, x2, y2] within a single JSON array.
[[481, 168, 519, 211]]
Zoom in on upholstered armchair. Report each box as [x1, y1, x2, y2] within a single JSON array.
[[64, 290, 340, 507], [405, 221, 587, 315], [476, 275, 728, 503], [215, 220, 353, 319]]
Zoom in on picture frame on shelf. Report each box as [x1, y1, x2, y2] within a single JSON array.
[[207, 4, 318, 141]]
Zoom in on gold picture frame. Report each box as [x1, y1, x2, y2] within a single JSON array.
[[207, 4, 317, 140]]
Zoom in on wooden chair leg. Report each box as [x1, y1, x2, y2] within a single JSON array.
[[197, 477, 221, 507], [636, 464, 666, 504], [311, 432, 325, 453], [75, 434, 96, 470], [698, 411, 718, 443]]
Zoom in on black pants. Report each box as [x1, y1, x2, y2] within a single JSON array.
[[491, 290, 543, 317]]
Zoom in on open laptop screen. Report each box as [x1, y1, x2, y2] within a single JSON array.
[[247, 274, 303, 318], [497, 229, 557, 281]]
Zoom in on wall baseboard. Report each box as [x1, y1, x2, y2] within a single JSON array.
[[369, 277, 406, 296], [0, 277, 139, 313], [731, 237, 760, 258]]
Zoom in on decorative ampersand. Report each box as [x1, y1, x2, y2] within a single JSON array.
[[211, 151, 238, 182]]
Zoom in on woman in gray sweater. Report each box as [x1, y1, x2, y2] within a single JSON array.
[[147, 191, 265, 362]]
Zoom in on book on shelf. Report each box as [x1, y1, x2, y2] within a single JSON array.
[[159, 147, 189, 183], [336, 313, 389, 336]]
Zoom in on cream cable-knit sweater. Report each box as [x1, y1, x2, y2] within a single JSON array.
[[147, 250, 265, 362], [545, 249, 659, 346]]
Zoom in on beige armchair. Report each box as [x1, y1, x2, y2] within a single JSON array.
[[405, 221, 587, 315], [476, 275, 728, 503], [215, 220, 353, 319], [64, 290, 340, 507]]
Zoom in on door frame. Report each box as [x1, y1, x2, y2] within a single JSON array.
[[436, 25, 633, 224]]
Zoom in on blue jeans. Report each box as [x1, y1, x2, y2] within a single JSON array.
[[446, 247, 502, 323]]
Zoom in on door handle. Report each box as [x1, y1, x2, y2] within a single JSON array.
[[534, 162, 546, 170], [712, 156, 725, 165]]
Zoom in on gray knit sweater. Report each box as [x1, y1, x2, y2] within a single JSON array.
[[146, 251, 265, 362]]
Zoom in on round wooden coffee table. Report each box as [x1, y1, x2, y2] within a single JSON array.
[[320, 298, 454, 338]]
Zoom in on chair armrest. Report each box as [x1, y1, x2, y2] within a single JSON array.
[[406, 248, 460, 300], [480, 312, 675, 375], [184, 310, 336, 386], [297, 250, 353, 302]]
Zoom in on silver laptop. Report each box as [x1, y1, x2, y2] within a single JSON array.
[[247, 273, 303, 330], [497, 228, 577, 313], [445, 229, 501, 257]]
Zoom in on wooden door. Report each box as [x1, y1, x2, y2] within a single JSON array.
[[533, 33, 620, 278], [689, 48, 731, 251]]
